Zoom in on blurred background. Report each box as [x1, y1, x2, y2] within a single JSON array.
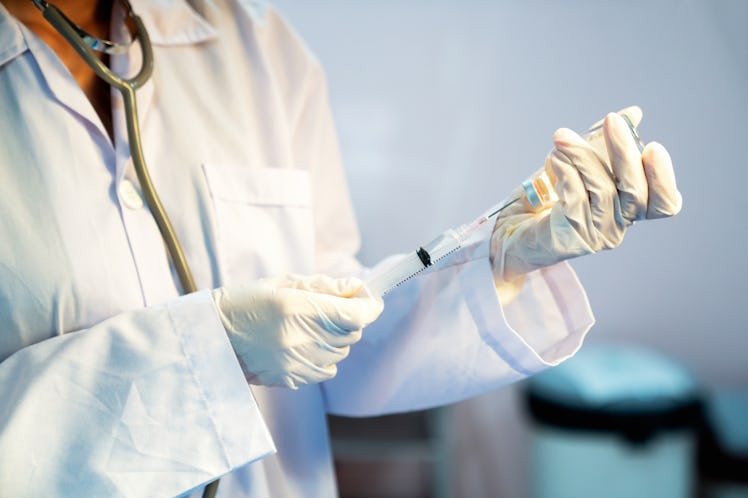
[[273, 1, 747, 496]]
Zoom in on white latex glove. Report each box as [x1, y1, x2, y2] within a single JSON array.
[[491, 106, 682, 282], [212, 274, 383, 389]]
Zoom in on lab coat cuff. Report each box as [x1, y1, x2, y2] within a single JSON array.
[[462, 238, 594, 376], [167, 291, 276, 476]]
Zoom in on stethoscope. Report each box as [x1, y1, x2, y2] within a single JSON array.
[[30, 1, 219, 496]]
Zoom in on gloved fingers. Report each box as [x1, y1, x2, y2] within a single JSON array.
[[547, 149, 592, 234], [586, 105, 643, 135], [552, 128, 624, 235], [270, 274, 365, 297], [311, 316, 364, 348], [604, 113, 649, 222], [287, 350, 342, 386], [245, 339, 351, 389], [259, 284, 381, 335], [307, 291, 384, 332], [215, 276, 373, 390], [318, 343, 353, 365], [618, 105, 643, 129], [331, 277, 368, 298], [642, 142, 683, 219]]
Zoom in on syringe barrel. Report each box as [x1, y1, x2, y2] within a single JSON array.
[[422, 228, 462, 261]]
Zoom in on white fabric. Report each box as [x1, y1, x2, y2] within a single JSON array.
[[213, 275, 383, 389], [0, 0, 594, 496]]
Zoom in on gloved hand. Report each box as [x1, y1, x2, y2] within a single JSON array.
[[212, 274, 383, 389], [491, 106, 682, 282]]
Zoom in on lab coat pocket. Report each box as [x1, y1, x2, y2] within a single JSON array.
[[202, 164, 315, 284]]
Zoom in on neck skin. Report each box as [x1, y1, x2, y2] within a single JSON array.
[[3, 0, 115, 138]]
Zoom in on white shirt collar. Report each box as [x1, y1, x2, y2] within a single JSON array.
[[0, 0, 263, 68], [127, 0, 217, 46]]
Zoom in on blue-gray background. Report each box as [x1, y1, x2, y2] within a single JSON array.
[[273, 1, 747, 495]]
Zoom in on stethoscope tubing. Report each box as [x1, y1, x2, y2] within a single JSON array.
[[40, 4, 220, 498], [41, 4, 197, 295]]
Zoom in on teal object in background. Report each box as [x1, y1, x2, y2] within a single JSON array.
[[525, 344, 701, 498], [699, 390, 748, 498], [529, 345, 699, 413]]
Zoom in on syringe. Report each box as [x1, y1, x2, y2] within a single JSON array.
[[363, 180, 550, 297], [364, 113, 644, 297]]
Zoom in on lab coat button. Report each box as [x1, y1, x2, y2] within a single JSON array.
[[119, 180, 144, 210]]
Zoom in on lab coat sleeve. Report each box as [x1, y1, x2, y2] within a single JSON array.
[[278, 25, 593, 416], [324, 222, 594, 415], [283, 40, 595, 416], [0, 291, 274, 498]]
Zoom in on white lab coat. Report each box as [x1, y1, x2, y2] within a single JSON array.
[[0, 0, 594, 496]]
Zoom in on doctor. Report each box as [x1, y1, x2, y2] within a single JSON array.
[[0, 0, 681, 497]]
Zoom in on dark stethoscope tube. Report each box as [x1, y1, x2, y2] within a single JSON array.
[[39, 3, 198, 295], [34, 2, 220, 497]]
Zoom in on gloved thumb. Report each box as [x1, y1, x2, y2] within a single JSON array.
[[642, 141, 683, 219], [312, 291, 384, 331], [270, 274, 367, 297]]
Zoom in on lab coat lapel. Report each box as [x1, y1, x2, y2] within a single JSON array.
[[0, 4, 25, 68], [0, 4, 118, 151], [20, 27, 112, 146]]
